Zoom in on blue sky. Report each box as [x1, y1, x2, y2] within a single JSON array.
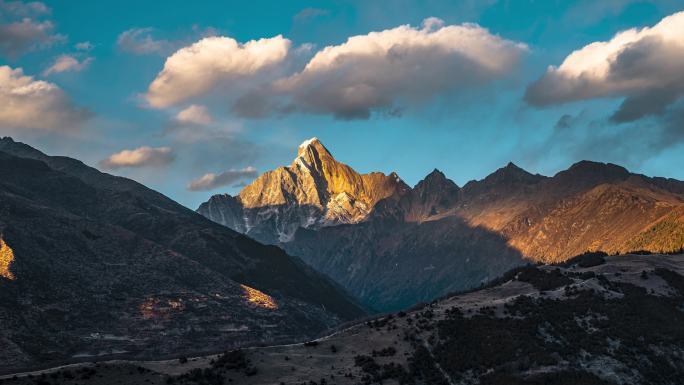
[[2, 0, 684, 209]]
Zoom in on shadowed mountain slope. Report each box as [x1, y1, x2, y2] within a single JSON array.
[[0, 137, 364, 373]]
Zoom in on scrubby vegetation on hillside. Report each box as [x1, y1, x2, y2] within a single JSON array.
[[353, 265, 684, 385], [623, 214, 684, 254], [5, 257, 684, 385]]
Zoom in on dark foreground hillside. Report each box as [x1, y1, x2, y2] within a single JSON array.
[[0, 138, 364, 373], [4, 253, 684, 384]]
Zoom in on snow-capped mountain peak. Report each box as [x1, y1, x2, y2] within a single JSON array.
[[299, 137, 320, 149], [198, 138, 407, 244]]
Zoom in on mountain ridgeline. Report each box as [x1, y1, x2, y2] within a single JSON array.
[[0, 137, 364, 373], [199, 138, 684, 311]]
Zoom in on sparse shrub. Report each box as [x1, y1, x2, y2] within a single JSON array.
[[559, 251, 607, 268], [517, 266, 573, 291], [372, 347, 397, 357], [213, 349, 248, 370]]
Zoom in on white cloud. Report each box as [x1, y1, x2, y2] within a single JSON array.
[[99, 146, 175, 169], [0, 18, 62, 57], [43, 54, 93, 75], [187, 166, 258, 191], [0, 1, 62, 58], [74, 41, 93, 51], [146, 35, 291, 108], [525, 11, 684, 122], [116, 27, 172, 55], [0, 65, 90, 131], [146, 18, 527, 119], [274, 17, 527, 118], [293, 7, 330, 22], [175, 104, 213, 125]]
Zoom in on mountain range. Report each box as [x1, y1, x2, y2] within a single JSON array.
[[3, 135, 684, 382], [0, 137, 364, 373], [199, 138, 684, 311]]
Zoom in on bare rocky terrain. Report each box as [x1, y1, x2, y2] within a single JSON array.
[[3, 253, 684, 384], [198, 138, 407, 244]]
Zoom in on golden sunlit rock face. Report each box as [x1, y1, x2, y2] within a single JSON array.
[[0, 237, 15, 280], [238, 138, 405, 222], [240, 284, 278, 310]]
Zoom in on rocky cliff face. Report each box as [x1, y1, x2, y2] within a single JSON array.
[[198, 138, 407, 244], [0, 137, 365, 373]]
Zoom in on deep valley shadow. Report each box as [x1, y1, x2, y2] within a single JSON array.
[[283, 214, 527, 312]]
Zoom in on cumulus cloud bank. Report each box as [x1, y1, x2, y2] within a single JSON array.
[[525, 11, 684, 123], [280, 18, 527, 119], [99, 146, 175, 169], [43, 54, 93, 75], [146, 18, 527, 119], [0, 1, 62, 58], [146, 35, 291, 108], [0, 65, 90, 131], [187, 167, 258, 191]]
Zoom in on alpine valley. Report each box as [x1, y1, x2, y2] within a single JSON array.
[[199, 138, 684, 311]]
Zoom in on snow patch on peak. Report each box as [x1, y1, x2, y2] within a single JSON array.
[[295, 155, 311, 171], [299, 137, 319, 149]]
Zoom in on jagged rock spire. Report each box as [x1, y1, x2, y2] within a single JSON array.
[[201, 138, 408, 243]]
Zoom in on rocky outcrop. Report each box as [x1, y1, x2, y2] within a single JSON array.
[[198, 138, 407, 243], [0, 237, 14, 281]]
